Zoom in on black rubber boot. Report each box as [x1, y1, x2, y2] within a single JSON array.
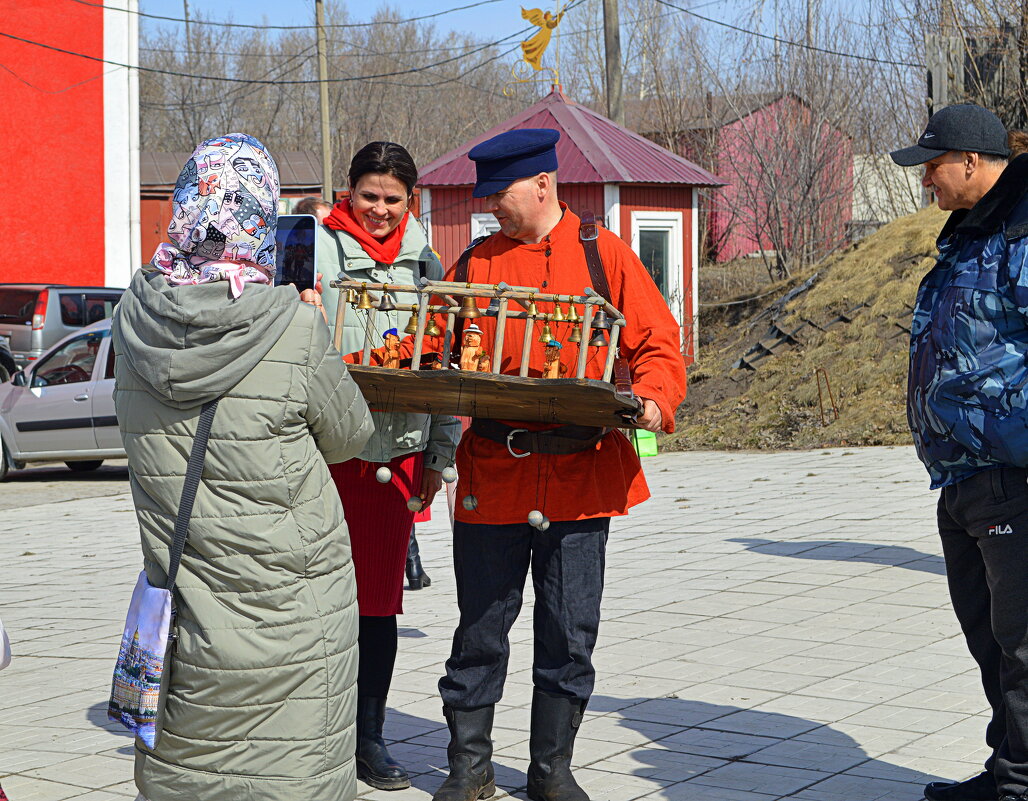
[[526, 690, 590, 801], [406, 528, 431, 590], [432, 705, 496, 801], [356, 696, 410, 790], [924, 772, 998, 801]]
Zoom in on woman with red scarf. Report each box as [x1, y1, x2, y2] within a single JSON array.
[[317, 142, 460, 791]]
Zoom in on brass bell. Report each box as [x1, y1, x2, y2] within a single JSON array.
[[591, 309, 610, 330], [344, 287, 359, 306], [356, 283, 374, 310], [552, 302, 566, 322], [459, 295, 482, 319], [588, 328, 608, 347], [378, 284, 397, 312], [425, 316, 442, 337], [567, 303, 581, 323], [568, 324, 582, 344], [526, 294, 538, 318], [403, 305, 419, 335], [538, 315, 553, 343]]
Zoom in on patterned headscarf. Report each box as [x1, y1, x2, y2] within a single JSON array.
[[151, 133, 281, 297]]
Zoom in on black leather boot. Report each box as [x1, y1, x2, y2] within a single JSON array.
[[526, 690, 589, 801], [406, 528, 431, 590], [432, 705, 496, 801], [924, 771, 998, 801], [356, 696, 410, 790]]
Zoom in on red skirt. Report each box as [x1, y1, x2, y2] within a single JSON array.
[[330, 452, 424, 616]]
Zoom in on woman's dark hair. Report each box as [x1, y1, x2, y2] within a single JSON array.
[[347, 141, 418, 196]]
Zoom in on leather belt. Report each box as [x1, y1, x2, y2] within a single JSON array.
[[471, 419, 608, 457]]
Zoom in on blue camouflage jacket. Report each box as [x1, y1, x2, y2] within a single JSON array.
[[909, 155, 1028, 488]]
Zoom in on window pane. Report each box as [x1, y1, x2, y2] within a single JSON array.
[[83, 295, 121, 326], [104, 339, 116, 380], [60, 293, 85, 326], [32, 334, 101, 386], [0, 289, 39, 325], [638, 229, 669, 297]]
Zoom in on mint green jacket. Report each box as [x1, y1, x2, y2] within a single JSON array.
[[317, 219, 459, 471]]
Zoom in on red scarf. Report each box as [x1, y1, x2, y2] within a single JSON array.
[[324, 198, 409, 265]]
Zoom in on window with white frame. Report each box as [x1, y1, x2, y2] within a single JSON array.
[[630, 211, 684, 326]]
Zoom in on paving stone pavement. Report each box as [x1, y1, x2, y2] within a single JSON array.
[[0, 446, 991, 800]]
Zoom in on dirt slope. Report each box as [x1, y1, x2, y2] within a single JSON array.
[[667, 204, 949, 451]]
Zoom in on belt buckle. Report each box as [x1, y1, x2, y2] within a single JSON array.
[[506, 428, 531, 458]]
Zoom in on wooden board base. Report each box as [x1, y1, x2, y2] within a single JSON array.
[[348, 366, 642, 427]]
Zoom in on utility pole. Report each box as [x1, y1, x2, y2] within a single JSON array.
[[315, 0, 333, 202], [602, 0, 624, 125], [183, 0, 194, 143]]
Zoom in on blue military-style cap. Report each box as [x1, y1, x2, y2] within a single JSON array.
[[468, 128, 560, 198]]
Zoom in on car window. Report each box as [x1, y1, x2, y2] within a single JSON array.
[[58, 293, 121, 327], [0, 288, 39, 325], [60, 294, 85, 326], [31, 332, 102, 387], [104, 337, 116, 380], [84, 294, 121, 325]]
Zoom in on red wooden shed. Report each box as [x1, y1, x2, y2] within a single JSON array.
[[418, 87, 723, 364]]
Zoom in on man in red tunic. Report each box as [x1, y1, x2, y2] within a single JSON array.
[[433, 129, 687, 801]]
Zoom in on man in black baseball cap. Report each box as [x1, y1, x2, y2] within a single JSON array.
[[891, 103, 1010, 212], [896, 104, 1028, 801]]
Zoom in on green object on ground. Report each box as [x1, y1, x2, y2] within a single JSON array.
[[633, 429, 658, 457]]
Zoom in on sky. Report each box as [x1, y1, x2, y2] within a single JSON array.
[[140, 0, 532, 40]]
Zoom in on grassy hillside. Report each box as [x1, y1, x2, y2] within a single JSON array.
[[668, 204, 949, 450]]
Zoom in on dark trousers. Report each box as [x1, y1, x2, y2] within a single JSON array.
[[438, 517, 610, 709], [939, 467, 1028, 795]]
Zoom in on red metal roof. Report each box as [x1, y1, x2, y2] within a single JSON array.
[[420, 88, 724, 188]]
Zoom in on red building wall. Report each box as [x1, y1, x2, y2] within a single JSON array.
[[707, 97, 853, 262], [0, 1, 106, 285]]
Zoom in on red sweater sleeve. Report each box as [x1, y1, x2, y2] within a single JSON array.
[[599, 231, 687, 433]]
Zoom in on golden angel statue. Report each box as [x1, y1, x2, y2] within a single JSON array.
[[520, 6, 565, 71]]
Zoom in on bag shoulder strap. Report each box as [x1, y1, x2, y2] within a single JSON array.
[[579, 212, 634, 398], [165, 399, 219, 591]]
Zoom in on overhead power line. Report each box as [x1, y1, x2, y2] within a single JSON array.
[[68, 0, 506, 30], [0, 23, 530, 85], [651, 0, 925, 69]]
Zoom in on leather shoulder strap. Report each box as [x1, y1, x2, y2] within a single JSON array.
[[579, 212, 633, 398], [452, 235, 488, 284]]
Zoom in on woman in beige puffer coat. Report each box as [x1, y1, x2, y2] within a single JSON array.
[[114, 133, 373, 801]]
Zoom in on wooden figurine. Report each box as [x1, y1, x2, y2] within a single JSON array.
[[382, 328, 402, 369], [542, 340, 567, 379], [459, 324, 491, 372]]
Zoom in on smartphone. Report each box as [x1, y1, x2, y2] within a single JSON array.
[[274, 214, 318, 291]]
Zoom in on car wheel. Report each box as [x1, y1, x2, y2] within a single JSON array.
[[0, 442, 10, 481], [66, 460, 103, 472]]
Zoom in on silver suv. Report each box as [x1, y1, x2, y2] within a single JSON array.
[[0, 284, 125, 367]]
